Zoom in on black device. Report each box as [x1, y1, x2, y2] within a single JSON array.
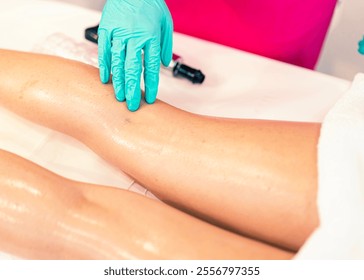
[[85, 25, 99, 44]]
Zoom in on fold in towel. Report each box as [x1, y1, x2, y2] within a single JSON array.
[[296, 73, 364, 259]]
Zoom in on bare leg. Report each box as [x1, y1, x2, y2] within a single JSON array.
[[0, 49, 320, 251], [0, 149, 292, 259]]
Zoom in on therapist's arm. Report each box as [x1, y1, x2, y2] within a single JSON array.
[[0, 49, 320, 251]]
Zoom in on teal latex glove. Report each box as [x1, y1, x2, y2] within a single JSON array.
[[98, 0, 173, 111], [359, 36, 364, 55]]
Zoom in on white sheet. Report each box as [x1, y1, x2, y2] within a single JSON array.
[[296, 73, 364, 259]]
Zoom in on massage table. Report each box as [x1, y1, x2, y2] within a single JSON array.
[[0, 0, 351, 259]]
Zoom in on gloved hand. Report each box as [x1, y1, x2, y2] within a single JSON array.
[[359, 36, 364, 55], [98, 0, 173, 111]]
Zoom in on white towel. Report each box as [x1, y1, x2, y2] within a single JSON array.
[[296, 73, 364, 259]]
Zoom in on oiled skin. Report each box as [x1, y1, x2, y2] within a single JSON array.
[[0, 49, 320, 256], [0, 149, 291, 259]]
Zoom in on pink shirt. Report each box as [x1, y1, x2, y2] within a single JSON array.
[[165, 0, 337, 69]]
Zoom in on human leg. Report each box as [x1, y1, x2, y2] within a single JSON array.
[[0, 149, 292, 259], [0, 49, 320, 251]]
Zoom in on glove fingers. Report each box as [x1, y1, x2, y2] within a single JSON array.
[[143, 39, 161, 104], [97, 29, 112, 84], [125, 39, 143, 111], [111, 39, 126, 102], [160, 8, 173, 67]]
